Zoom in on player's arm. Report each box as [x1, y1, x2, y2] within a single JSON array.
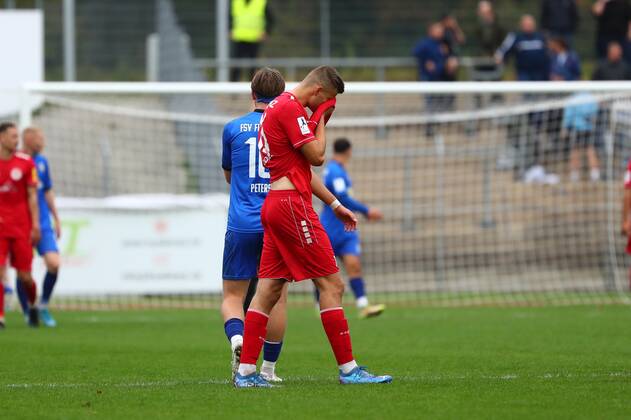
[[311, 171, 357, 231], [330, 176, 383, 221], [221, 124, 232, 185], [300, 120, 326, 166], [28, 185, 41, 245], [44, 189, 62, 238]]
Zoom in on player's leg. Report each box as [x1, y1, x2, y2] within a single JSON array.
[[341, 253, 385, 319], [11, 237, 38, 326], [39, 249, 60, 327], [236, 277, 285, 383], [221, 230, 262, 378], [260, 281, 288, 382], [313, 272, 391, 384], [16, 271, 38, 327], [0, 264, 5, 329]]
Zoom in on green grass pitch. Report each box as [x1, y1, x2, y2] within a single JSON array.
[[2, 305, 631, 419]]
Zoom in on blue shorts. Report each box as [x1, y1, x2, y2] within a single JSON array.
[[222, 230, 264, 280], [36, 228, 59, 256], [329, 231, 361, 257]]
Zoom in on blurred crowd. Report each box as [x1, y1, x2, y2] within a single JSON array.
[[410, 0, 631, 184], [412, 0, 631, 83]]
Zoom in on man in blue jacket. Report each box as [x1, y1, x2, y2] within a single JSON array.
[[495, 14, 550, 81]]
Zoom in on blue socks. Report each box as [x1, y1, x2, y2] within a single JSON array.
[[16, 280, 28, 315], [42, 271, 58, 306], [349, 277, 366, 300], [224, 318, 244, 342], [263, 340, 283, 363]]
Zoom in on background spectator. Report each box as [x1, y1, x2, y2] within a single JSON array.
[[440, 13, 466, 56], [592, 41, 631, 79], [549, 37, 581, 80], [541, 0, 579, 47], [413, 23, 450, 82], [229, 0, 275, 81], [495, 15, 549, 81], [592, 0, 631, 59], [562, 92, 601, 182], [474, 1, 506, 56]]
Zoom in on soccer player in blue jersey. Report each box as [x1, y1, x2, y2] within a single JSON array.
[[319, 138, 386, 318], [20, 127, 62, 327], [221, 67, 287, 382]]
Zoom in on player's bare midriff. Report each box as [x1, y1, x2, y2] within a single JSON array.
[[270, 176, 296, 190]]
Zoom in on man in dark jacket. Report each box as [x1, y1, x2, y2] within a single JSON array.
[[592, 0, 631, 59], [541, 0, 579, 47], [593, 41, 631, 80], [495, 15, 549, 81]]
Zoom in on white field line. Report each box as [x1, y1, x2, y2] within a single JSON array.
[[5, 371, 631, 389]]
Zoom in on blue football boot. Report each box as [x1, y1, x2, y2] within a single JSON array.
[[339, 366, 392, 384], [234, 372, 274, 388]]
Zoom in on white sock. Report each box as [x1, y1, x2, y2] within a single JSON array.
[[261, 360, 276, 375], [569, 171, 580, 182], [230, 335, 243, 352], [339, 360, 358, 374], [355, 296, 369, 309], [590, 168, 600, 181], [237, 363, 256, 376]]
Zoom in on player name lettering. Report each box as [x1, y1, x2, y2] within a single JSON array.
[[240, 123, 260, 132], [250, 183, 270, 193]]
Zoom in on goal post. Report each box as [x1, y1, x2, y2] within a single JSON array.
[[9, 81, 631, 309]]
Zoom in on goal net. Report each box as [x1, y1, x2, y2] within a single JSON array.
[[5, 81, 631, 309]]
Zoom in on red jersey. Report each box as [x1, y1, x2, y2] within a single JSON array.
[[625, 160, 631, 189], [258, 92, 316, 199], [0, 152, 38, 238]]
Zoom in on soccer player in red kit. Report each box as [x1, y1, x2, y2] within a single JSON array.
[[234, 66, 392, 387], [622, 160, 631, 288], [0, 122, 41, 328]]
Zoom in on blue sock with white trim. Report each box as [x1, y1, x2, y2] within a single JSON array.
[[224, 318, 244, 343]]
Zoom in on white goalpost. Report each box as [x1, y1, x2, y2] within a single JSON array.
[[10, 81, 631, 308]]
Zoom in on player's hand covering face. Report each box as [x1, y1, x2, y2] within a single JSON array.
[[307, 86, 337, 112], [334, 205, 358, 232]]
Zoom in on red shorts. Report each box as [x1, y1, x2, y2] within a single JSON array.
[[0, 236, 33, 272], [259, 190, 339, 282]]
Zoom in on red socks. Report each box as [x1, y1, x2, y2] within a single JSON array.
[[240, 310, 269, 365], [0, 282, 4, 319], [320, 307, 354, 365], [27, 281, 36, 306]]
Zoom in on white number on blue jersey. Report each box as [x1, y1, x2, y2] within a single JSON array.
[[245, 137, 269, 179]]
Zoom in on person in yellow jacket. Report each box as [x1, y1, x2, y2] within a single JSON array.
[[230, 0, 275, 81]]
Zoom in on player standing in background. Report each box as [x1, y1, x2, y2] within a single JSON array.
[[319, 138, 385, 318], [19, 128, 62, 327], [221, 67, 287, 382], [621, 159, 631, 289], [0, 122, 41, 328], [234, 66, 392, 387]]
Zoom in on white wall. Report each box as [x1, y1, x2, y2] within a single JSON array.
[[0, 10, 43, 117]]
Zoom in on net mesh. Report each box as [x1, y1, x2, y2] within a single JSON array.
[[6, 84, 631, 310]]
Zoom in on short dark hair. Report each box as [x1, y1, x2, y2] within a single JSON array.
[[251, 67, 285, 101], [304, 66, 345, 94], [0, 122, 16, 134], [333, 138, 352, 154]]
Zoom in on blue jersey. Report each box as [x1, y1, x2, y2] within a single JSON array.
[[221, 110, 270, 233], [320, 160, 369, 238], [33, 154, 53, 231]]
